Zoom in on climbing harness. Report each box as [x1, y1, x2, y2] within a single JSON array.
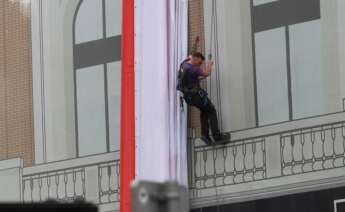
[[177, 62, 186, 93], [208, 0, 223, 131], [177, 62, 186, 111]]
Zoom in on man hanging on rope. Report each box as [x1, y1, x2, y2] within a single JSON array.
[[177, 52, 230, 145]]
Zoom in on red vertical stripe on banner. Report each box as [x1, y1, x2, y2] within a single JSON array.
[[120, 0, 135, 211]]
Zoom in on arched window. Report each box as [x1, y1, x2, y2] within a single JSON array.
[[73, 0, 122, 157]]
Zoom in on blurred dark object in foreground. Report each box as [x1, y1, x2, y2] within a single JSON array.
[[131, 181, 189, 212], [0, 199, 97, 212]]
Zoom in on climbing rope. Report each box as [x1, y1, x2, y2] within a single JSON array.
[[209, 0, 223, 206], [209, 0, 223, 131]]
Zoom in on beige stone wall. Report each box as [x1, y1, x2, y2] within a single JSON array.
[[188, 0, 205, 137], [0, 0, 34, 166]]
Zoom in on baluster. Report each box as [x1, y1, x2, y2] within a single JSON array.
[[295, 131, 302, 174], [233, 145, 237, 183], [222, 146, 227, 185], [23, 179, 26, 202], [193, 148, 198, 190], [55, 174, 59, 199], [293, 131, 303, 174], [64, 172, 68, 200], [331, 126, 336, 168], [321, 128, 326, 169], [202, 148, 207, 188], [73, 171, 77, 199], [212, 146, 217, 187], [229, 146, 235, 184], [304, 130, 313, 170], [116, 162, 120, 201], [311, 131, 316, 171], [107, 165, 112, 203], [342, 124, 345, 166], [98, 166, 103, 203], [301, 133, 306, 173], [291, 134, 295, 175], [261, 140, 266, 178], [38, 176, 43, 202], [30, 178, 34, 203], [281, 136, 285, 176], [81, 169, 86, 198], [252, 142, 257, 180], [47, 176, 51, 199], [242, 142, 247, 182]]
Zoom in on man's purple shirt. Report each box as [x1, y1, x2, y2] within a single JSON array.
[[181, 59, 203, 88]]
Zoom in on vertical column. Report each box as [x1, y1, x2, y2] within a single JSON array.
[[120, 0, 135, 211], [44, 0, 77, 162], [31, 0, 46, 164], [32, 0, 79, 163]]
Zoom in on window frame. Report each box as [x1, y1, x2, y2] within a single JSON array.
[[73, 0, 122, 157], [250, 0, 321, 126]]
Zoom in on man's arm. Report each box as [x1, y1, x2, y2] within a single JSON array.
[[201, 60, 214, 77]]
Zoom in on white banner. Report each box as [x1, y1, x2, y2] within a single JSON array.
[[135, 0, 189, 185]]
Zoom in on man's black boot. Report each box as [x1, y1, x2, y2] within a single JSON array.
[[213, 132, 231, 143], [201, 135, 213, 145]]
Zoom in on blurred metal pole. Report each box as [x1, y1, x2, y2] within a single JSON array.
[[131, 181, 189, 212]]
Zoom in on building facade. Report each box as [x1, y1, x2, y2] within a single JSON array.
[[0, 0, 120, 211], [0, 0, 345, 212], [189, 0, 345, 211]]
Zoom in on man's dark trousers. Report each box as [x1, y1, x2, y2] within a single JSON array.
[[183, 88, 220, 137]]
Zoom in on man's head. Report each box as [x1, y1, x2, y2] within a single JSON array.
[[190, 52, 205, 66]]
